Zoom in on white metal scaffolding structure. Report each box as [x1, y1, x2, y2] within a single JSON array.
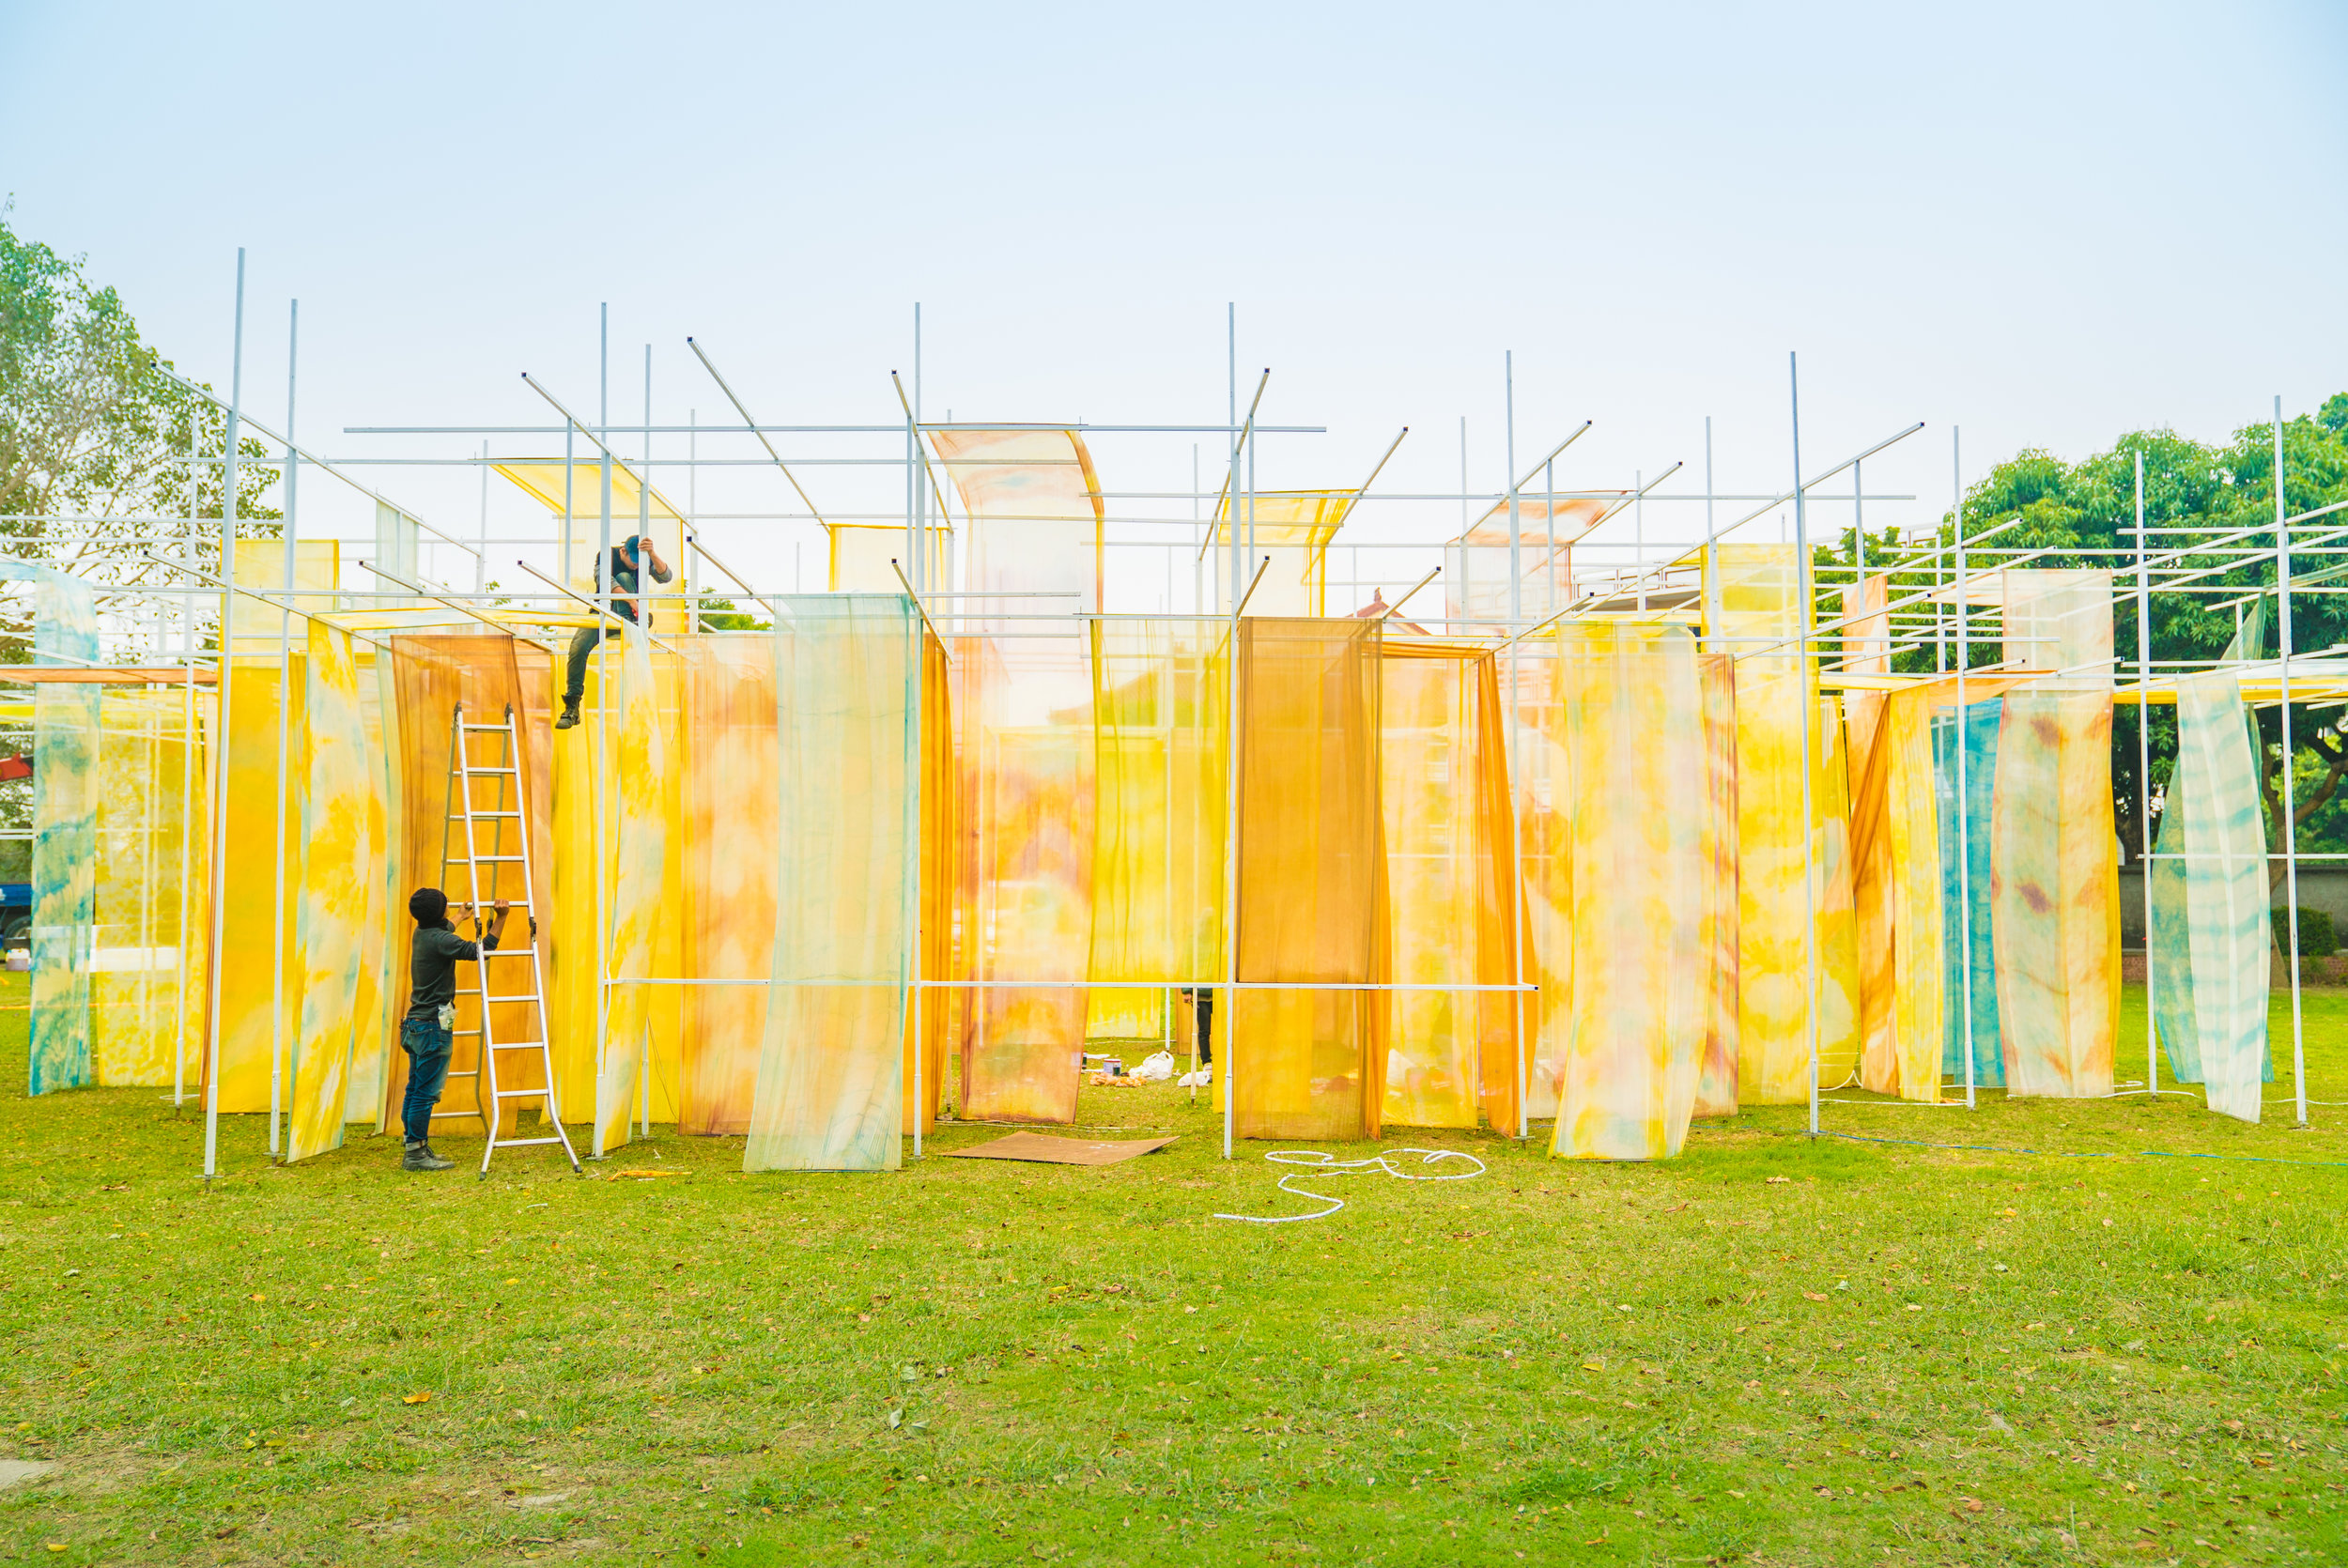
[[4, 261, 2341, 1178]]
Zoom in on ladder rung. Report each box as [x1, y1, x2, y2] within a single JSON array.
[[464, 766, 518, 775], [489, 1136, 568, 1147], [458, 810, 522, 819], [493, 1086, 552, 1098], [465, 854, 528, 862], [489, 1041, 547, 1053], [459, 723, 513, 731], [483, 947, 539, 958]]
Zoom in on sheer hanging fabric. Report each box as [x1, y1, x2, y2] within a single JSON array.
[[1546, 623, 1707, 1160], [744, 596, 919, 1172], [1230, 618, 1386, 1142]]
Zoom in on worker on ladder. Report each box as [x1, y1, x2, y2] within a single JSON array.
[[556, 533, 672, 730], [399, 887, 513, 1172]]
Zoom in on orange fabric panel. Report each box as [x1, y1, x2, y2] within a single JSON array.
[[1230, 618, 1386, 1142], [904, 631, 952, 1136], [1379, 641, 1519, 1131], [953, 634, 1094, 1124], [679, 636, 777, 1135], [385, 634, 550, 1139]]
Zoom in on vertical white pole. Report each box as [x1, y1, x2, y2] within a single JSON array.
[[1504, 354, 1528, 1139], [592, 303, 611, 1157], [1790, 354, 1819, 1139], [477, 439, 489, 594], [1954, 428, 1975, 1109], [202, 248, 246, 1181], [2274, 398, 2308, 1127], [1224, 302, 1239, 1161], [267, 298, 298, 1157], [174, 418, 199, 1108], [2135, 452, 2157, 1098], [1457, 417, 1468, 635], [639, 342, 653, 1142]]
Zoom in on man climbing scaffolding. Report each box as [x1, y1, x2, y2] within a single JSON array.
[[556, 532, 673, 730]]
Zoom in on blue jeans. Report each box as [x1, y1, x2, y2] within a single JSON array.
[[399, 1016, 453, 1143]]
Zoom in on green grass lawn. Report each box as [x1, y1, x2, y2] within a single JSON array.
[[2, 976, 2343, 1566]]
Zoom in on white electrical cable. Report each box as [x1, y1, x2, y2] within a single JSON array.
[[1213, 1146, 1486, 1224]]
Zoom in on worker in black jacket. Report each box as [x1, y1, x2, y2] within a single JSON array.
[[556, 533, 672, 730], [399, 887, 509, 1172]]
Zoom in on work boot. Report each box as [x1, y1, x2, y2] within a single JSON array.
[[402, 1140, 455, 1172], [555, 699, 580, 730]]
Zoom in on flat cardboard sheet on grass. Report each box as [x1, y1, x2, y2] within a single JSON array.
[[943, 1131, 1178, 1166]]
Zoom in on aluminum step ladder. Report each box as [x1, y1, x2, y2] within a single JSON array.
[[439, 702, 580, 1177]]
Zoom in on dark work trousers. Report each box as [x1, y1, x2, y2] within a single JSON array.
[[1193, 988, 1213, 1067], [563, 617, 639, 708], [398, 1016, 453, 1143]]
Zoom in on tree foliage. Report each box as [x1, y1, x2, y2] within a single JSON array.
[[0, 204, 277, 622], [1814, 398, 2348, 868]]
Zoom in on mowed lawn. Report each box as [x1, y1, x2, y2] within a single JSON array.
[[1, 975, 2343, 1567]]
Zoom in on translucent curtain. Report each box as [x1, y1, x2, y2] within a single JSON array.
[[387, 633, 552, 1139], [906, 632, 953, 1136], [209, 658, 301, 1112], [1937, 697, 2005, 1085], [1708, 545, 1862, 1103], [1854, 685, 1944, 1101], [954, 634, 1094, 1123], [1087, 619, 1228, 1052], [89, 688, 209, 1088], [1991, 570, 2118, 1099], [1510, 647, 1571, 1118], [286, 623, 382, 1161], [1231, 618, 1385, 1142], [3, 564, 101, 1094], [2150, 617, 2272, 1121], [1547, 623, 1707, 1161], [1693, 653, 1740, 1117], [1208, 494, 1349, 618], [929, 426, 1103, 1121], [1379, 642, 1516, 1131], [1443, 498, 1615, 633], [745, 596, 918, 1173], [679, 635, 778, 1135], [594, 629, 672, 1153]]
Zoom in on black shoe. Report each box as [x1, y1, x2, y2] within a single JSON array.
[[403, 1140, 455, 1172], [555, 701, 580, 730]]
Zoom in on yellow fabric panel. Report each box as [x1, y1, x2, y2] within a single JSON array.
[[208, 658, 302, 1115], [928, 428, 1104, 614], [225, 540, 339, 653], [954, 634, 1095, 1124], [351, 647, 400, 1126], [595, 630, 672, 1153], [1547, 623, 1707, 1161], [1883, 690, 1944, 1099], [904, 632, 953, 1136], [1210, 492, 1349, 618], [1444, 497, 1615, 631], [829, 524, 949, 596], [286, 623, 378, 1161], [1086, 619, 1228, 1044], [1708, 544, 1862, 1104], [679, 636, 776, 1136], [546, 650, 599, 1124], [744, 596, 918, 1172], [1379, 644, 1516, 1131], [88, 690, 208, 1087], [1508, 647, 1570, 1119], [1692, 653, 1740, 1118], [1230, 619, 1385, 1142]]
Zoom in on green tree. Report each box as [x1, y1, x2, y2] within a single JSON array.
[[1815, 400, 2348, 880], [0, 203, 278, 632]]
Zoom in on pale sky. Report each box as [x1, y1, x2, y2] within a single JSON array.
[[4, 0, 2343, 610]]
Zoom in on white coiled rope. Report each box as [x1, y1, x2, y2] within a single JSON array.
[[1212, 1146, 1487, 1224]]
